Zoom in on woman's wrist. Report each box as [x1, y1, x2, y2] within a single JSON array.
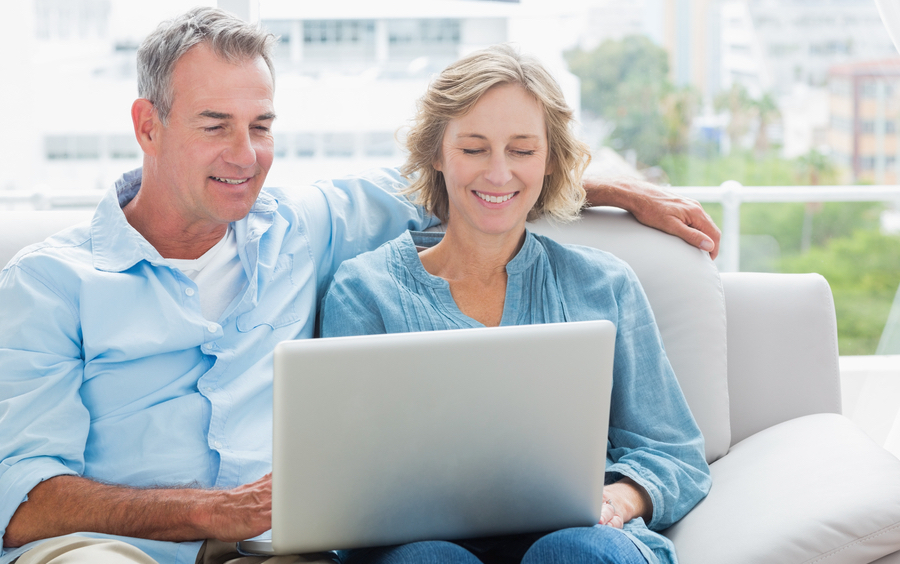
[[604, 477, 653, 524]]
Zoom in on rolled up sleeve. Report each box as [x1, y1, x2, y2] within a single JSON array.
[[0, 262, 88, 542], [604, 266, 711, 531]]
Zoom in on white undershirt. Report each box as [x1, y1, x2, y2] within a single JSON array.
[[166, 226, 246, 321]]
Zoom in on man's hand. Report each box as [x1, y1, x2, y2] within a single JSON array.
[[3, 474, 272, 549], [583, 175, 721, 260], [192, 474, 272, 542]]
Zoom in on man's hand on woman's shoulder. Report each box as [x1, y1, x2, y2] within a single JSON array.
[[582, 175, 721, 260]]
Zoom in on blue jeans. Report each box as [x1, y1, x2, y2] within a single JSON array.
[[340, 526, 648, 564]]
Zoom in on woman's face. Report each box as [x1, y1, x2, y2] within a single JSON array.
[[434, 83, 550, 239]]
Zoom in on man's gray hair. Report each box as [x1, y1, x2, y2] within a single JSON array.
[[137, 7, 277, 125]]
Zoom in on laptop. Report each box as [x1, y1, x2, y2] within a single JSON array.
[[238, 320, 616, 556]]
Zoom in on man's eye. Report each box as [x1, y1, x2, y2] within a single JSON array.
[[204, 126, 222, 132]]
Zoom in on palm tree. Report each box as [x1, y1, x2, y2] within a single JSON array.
[[714, 84, 755, 151], [795, 150, 838, 252], [661, 86, 700, 155], [752, 94, 780, 155]]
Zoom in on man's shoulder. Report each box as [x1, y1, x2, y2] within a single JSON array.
[[261, 168, 407, 207], [332, 232, 403, 282]]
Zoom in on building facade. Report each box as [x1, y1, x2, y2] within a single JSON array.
[[829, 59, 900, 184]]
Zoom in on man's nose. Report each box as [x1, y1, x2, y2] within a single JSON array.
[[484, 152, 513, 187], [223, 131, 257, 168]]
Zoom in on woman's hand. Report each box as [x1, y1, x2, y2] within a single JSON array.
[[598, 477, 653, 529]]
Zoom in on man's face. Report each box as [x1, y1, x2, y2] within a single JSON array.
[[150, 43, 275, 229]]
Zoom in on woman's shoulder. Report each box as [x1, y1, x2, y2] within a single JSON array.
[[530, 231, 635, 279]]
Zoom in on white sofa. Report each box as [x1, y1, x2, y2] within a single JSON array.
[[3, 206, 900, 563]]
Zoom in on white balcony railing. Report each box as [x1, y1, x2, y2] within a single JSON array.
[[676, 182, 900, 273]]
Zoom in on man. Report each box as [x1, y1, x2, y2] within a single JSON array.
[[0, 8, 719, 564]]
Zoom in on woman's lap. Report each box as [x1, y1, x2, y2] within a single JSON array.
[[340, 526, 647, 564]]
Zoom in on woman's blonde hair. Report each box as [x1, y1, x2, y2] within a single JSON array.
[[400, 43, 590, 223]]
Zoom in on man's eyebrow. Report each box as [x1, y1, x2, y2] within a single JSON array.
[[199, 110, 231, 120], [197, 111, 276, 121]]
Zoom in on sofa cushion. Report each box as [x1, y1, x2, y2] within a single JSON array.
[[532, 207, 730, 463], [663, 413, 900, 563], [0, 210, 93, 269]]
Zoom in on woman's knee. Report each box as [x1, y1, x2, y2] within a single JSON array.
[[341, 540, 481, 564], [521, 526, 647, 564]]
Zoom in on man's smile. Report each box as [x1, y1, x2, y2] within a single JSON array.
[[210, 176, 250, 185]]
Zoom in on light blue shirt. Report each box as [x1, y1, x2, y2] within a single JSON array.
[[0, 168, 434, 564], [319, 230, 712, 564]]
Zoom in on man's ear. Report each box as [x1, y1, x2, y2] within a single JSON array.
[[132, 98, 159, 156]]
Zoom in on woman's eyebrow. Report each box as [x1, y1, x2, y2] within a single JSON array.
[[454, 133, 540, 140]]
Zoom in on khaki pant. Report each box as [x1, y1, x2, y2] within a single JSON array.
[[14, 537, 340, 564]]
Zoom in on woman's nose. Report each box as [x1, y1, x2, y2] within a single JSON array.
[[483, 153, 513, 187]]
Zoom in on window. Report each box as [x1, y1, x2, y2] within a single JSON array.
[[34, 0, 110, 40], [108, 135, 139, 159], [44, 135, 102, 160], [388, 19, 460, 59], [295, 133, 316, 158], [323, 133, 355, 158], [302, 20, 375, 61], [364, 132, 397, 157]]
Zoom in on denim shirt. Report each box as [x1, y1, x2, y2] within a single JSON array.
[[319, 230, 712, 564], [0, 168, 434, 564]]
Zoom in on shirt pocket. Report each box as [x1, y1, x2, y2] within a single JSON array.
[[236, 253, 314, 332]]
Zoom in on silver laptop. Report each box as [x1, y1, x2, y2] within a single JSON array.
[[239, 320, 616, 556]]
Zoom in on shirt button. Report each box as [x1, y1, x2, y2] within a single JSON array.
[[185, 287, 195, 297], [207, 323, 219, 333], [213, 440, 223, 449]]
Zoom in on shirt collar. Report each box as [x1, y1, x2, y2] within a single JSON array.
[[90, 168, 279, 273]]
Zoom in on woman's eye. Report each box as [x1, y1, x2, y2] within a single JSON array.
[[462, 149, 484, 155], [512, 150, 536, 156]]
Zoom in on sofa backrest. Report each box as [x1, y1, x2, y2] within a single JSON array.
[[0, 210, 94, 270], [532, 207, 730, 464], [1, 206, 731, 463]]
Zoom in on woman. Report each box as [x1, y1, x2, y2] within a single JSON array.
[[319, 44, 710, 564]]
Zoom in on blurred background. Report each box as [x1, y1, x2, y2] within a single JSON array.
[[2, 0, 900, 370]]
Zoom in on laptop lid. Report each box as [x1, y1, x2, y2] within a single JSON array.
[[257, 320, 615, 555]]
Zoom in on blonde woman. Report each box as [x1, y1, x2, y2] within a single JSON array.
[[320, 45, 710, 564]]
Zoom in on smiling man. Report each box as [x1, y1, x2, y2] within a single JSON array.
[[0, 7, 719, 564]]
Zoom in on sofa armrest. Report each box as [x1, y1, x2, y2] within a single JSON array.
[[722, 272, 842, 445], [663, 414, 900, 563]]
